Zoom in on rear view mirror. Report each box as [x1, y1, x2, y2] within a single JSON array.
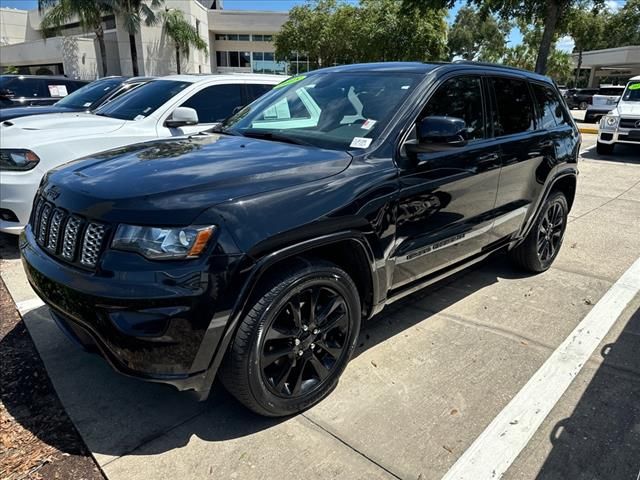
[[165, 107, 199, 128], [406, 116, 468, 157]]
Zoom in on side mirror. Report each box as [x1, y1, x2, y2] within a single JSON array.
[[165, 107, 199, 128], [406, 116, 468, 157]]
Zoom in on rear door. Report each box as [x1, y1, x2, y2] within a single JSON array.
[[392, 75, 502, 289], [488, 76, 554, 241]]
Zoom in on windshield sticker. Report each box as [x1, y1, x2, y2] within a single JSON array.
[[361, 119, 377, 130], [274, 75, 306, 89], [83, 102, 92, 107], [350, 137, 372, 149], [134, 115, 145, 121], [629, 83, 640, 90]]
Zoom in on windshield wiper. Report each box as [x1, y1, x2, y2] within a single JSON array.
[[241, 130, 312, 146]]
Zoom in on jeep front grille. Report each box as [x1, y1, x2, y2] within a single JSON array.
[[620, 118, 640, 129], [31, 196, 108, 269]]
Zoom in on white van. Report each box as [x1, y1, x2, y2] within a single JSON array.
[[597, 75, 640, 154]]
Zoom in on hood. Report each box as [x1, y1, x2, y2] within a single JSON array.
[[616, 101, 640, 117], [0, 112, 125, 135], [45, 134, 352, 225], [0, 106, 79, 122]]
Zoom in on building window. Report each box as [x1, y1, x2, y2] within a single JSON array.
[[217, 51, 251, 68], [252, 34, 274, 42], [238, 34, 250, 41], [196, 19, 200, 35], [252, 51, 286, 74]]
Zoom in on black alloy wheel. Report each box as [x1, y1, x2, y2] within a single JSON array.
[[536, 200, 565, 264], [509, 191, 568, 273], [260, 284, 349, 398], [220, 259, 360, 417]]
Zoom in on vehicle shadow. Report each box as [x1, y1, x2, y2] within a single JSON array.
[[581, 144, 640, 164], [1, 253, 529, 459], [536, 304, 640, 479], [0, 232, 20, 261]]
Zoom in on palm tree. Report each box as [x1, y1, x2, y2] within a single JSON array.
[[162, 9, 208, 74], [39, 0, 112, 76], [106, 0, 164, 76]]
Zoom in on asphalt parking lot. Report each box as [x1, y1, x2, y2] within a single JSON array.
[[0, 136, 638, 480]]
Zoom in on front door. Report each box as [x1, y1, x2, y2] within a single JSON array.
[[392, 75, 502, 289]]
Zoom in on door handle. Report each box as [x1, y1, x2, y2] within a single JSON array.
[[477, 153, 499, 165], [538, 140, 554, 149]]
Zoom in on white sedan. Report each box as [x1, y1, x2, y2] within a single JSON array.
[[0, 73, 283, 234]]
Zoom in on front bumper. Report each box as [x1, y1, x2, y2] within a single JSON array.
[[0, 169, 41, 234], [20, 226, 244, 393], [598, 126, 640, 145]]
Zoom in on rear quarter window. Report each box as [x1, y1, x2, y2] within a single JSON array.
[[532, 83, 568, 129]]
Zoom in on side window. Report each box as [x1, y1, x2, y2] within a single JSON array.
[[246, 83, 273, 103], [180, 84, 244, 123], [6, 78, 44, 98], [532, 83, 568, 129], [490, 77, 535, 136], [422, 76, 485, 141]]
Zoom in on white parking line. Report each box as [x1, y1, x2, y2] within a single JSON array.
[[442, 256, 640, 480]]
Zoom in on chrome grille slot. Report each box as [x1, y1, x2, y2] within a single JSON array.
[[46, 208, 66, 252], [80, 223, 106, 267], [37, 203, 52, 245], [32, 196, 44, 233], [61, 216, 82, 261]]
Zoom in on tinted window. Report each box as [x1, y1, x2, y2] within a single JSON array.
[[246, 83, 274, 102], [422, 76, 485, 141], [55, 77, 123, 109], [622, 82, 640, 102], [181, 84, 244, 123], [0, 77, 44, 98], [95, 80, 190, 120], [532, 83, 567, 129], [490, 77, 535, 136]]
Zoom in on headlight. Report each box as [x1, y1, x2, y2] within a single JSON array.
[[0, 149, 40, 171], [601, 116, 619, 129], [112, 224, 215, 260]]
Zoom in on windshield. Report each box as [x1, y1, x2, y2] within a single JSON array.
[[94, 80, 190, 120], [55, 77, 123, 109], [222, 72, 420, 150], [622, 82, 640, 102]]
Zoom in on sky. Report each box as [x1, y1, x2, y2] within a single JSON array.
[[0, 0, 629, 51]]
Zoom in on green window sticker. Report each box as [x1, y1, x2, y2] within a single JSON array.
[[629, 83, 640, 90], [274, 75, 306, 89]]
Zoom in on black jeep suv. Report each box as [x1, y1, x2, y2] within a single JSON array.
[[21, 62, 580, 416]]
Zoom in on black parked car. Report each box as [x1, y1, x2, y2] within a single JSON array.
[[564, 87, 598, 110], [0, 76, 152, 122], [0, 75, 88, 107], [21, 62, 580, 416]]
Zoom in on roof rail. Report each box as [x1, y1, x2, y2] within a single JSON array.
[[451, 59, 538, 75]]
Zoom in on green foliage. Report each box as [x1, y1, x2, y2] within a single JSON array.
[[402, 0, 605, 74], [605, 0, 640, 47], [274, 0, 448, 68], [103, 0, 164, 35], [447, 6, 510, 62], [162, 8, 207, 74], [3, 65, 19, 74]]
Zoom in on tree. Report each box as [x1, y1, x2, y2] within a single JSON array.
[[566, 7, 609, 86], [39, 0, 111, 76], [605, 0, 640, 47], [162, 9, 207, 74], [105, 0, 164, 76], [447, 6, 510, 61], [502, 21, 573, 84], [402, 0, 605, 75], [275, 0, 447, 69]]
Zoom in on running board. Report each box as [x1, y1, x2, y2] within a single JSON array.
[[385, 248, 501, 305]]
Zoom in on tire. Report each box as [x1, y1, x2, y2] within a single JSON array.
[[596, 141, 614, 155], [509, 191, 568, 273], [219, 259, 361, 417], [579, 101, 589, 110]]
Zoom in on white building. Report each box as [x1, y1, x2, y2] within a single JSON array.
[[573, 45, 640, 86], [0, 0, 296, 79]]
